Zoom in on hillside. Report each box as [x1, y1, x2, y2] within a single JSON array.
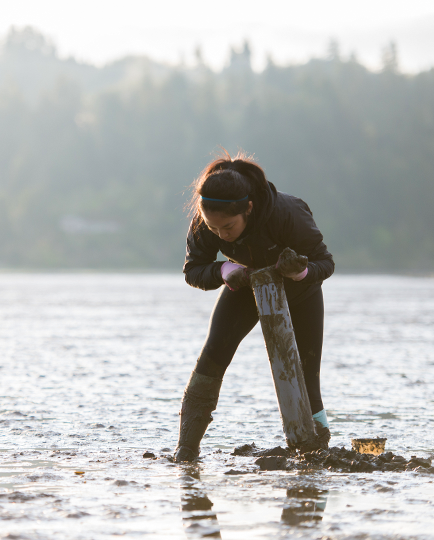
[[1, 27, 433, 271]]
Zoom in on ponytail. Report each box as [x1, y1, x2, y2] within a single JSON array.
[[187, 149, 268, 226]]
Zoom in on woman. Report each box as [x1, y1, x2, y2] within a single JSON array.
[[175, 151, 334, 462]]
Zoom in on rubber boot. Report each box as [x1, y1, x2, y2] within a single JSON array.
[[174, 371, 222, 463], [297, 420, 331, 454], [313, 420, 331, 449]]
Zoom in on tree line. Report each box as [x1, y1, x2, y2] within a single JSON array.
[[0, 27, 433, 272]]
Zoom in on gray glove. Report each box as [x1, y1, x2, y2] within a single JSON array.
[[275, 248, 308, 280]]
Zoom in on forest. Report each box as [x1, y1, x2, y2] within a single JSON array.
[[0, 27, 433, 272]]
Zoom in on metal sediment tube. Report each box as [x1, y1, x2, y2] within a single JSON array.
[[250, 267, 316, 447]]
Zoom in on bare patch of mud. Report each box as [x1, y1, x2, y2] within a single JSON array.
[[231, 443, 434, 473]]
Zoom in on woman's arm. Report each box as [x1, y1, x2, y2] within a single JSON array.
[[274, 196, 335, 284], [183, 221, 225, 290]]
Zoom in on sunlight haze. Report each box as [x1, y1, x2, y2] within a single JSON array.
[[2, 0, 434, 71]]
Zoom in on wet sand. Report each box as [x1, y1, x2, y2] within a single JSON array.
[[0, 274, 433, 539]]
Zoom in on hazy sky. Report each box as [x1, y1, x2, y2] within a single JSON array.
[[2, 0, 434, 72]]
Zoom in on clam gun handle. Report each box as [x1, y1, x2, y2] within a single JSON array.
[[249, 265, 316, 448]]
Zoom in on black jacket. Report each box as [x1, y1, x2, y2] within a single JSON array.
[[183, 181, 335, 306]]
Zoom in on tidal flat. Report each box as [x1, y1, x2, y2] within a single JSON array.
[[0, 274, 433, 539]]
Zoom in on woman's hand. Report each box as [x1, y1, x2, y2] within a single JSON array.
[[221, 261, 251, 291], [276, 248, 308, 281]]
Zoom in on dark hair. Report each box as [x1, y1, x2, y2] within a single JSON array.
[[188, 149, 268, 226]]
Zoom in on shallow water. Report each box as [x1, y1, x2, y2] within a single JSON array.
[[0, 273, 433, 539]]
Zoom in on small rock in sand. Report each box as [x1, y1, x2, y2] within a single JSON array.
[[255, 456, 287, 471]]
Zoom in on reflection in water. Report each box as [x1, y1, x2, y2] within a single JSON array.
[[180, 467, 222, 539], [1, 276, 433, 538], [281, 485, 328, 527]]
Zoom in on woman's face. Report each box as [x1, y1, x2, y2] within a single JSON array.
[[202, 202, 253, 243]]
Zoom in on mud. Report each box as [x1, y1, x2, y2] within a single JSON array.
[[231, 443, 434, 473], [0, 273, 434, 539], [255, 455, 288, 471], [231, 442, 289, 457], [302, 447, 434, 473]]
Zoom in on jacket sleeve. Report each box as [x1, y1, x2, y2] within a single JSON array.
[[183, 219, 225, 290], [275, 198, 335, 285]]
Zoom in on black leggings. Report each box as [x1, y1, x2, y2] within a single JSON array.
[[195, 286, 324, 415]]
